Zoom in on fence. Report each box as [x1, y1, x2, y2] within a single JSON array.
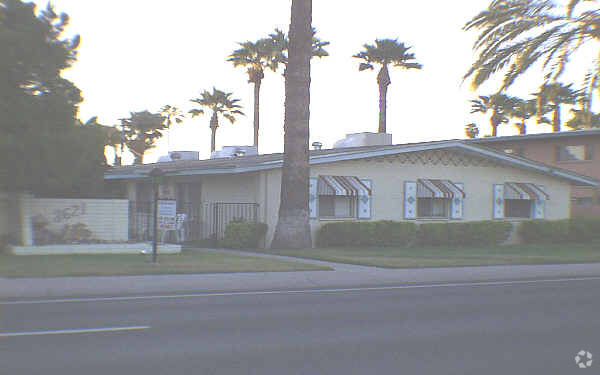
[[129, 201, 259, 243]]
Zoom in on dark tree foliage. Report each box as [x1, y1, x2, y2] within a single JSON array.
[[0, 0, 107, 197]]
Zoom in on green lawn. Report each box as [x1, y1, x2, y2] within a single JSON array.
[[258, 242, 600, 268], [0, 250, 331, 278]]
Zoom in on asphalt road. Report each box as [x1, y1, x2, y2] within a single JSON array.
[[1, 278, 599, 375]]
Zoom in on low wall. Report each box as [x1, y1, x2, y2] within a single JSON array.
[[22, 197, 129, 245], [10, 243, 181, 255]]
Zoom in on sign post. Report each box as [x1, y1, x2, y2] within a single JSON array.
[[149, 168, 166, 263]]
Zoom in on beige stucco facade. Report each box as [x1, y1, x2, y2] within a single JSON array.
[[130, 150, 575, 247]]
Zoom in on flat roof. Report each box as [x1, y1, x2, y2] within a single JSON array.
[[468, 129, 600, 144], [104, 140, 598, 187]]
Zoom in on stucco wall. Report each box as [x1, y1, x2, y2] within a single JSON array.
[[200, 173, 261, 203], [257, 150, 573, 247], [21, 198, 129, 244]]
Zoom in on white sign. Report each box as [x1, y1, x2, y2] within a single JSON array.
[[157, 200, 177, 230]]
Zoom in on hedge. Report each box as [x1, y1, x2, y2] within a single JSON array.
[[519, 217, 600, 244], [416, 221, 513, 247], [316, 221, 417, 248], [223, 221, 268, 249]]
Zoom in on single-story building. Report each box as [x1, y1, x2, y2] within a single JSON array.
[[104, 134, 598, 247]]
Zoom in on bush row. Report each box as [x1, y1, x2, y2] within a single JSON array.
[[223, 221, 268, 249], [316, 220, 417, 247], [518, 217, 600, 244], [316, 220, 513, 248]]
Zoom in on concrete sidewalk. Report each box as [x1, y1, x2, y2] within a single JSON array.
[[2, 249, 600, 300]]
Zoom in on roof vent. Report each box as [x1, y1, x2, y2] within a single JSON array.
[[333, 132, 392, 149], [312, 141, 323, 150], [156, 151, 199, 162], [210, 146, 258, 159]]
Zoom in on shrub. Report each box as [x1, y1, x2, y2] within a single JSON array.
[[417, 221, 512, 247], [316, 221, 417, 248], [519, 217, 600, 244], [223, 221, 268, 249]]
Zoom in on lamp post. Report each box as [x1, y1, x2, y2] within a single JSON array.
[[149, 168, 165, 263]]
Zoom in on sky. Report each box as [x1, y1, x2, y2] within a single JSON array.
[[31, 0, 578, 163]]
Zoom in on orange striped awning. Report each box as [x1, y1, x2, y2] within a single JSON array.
[[504, 182, 549, 201], [317, 176, 371, 196], [416, 179, 466, 199]]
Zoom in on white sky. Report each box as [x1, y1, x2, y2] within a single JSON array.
[[32, 0, 576, 163]]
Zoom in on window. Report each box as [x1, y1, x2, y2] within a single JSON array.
[[318, 196, 356, 218], [556, 145, 593, 161], [417, 198, 450, 218], [505, 199, 533, 218], [573, 197, 594, 207]]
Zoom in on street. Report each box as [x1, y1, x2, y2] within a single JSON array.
[[1, 278, 599, 374]]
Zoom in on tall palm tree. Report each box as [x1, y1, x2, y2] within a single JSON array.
[[160, 105, 185, 151], [267, 27, 329, 67], [566, 109, 600, 129], [189, 88, 244, 153], [353, 39, 422, 133], [532, 82, 580, 132], [228, 39, 277, 151], [464, 0, 600, 101], [465, 123, 480, 138], [270, 0, 313, 249], [121, 110, 166, 165], [470, 93, 511, 136], [507, 97, 536, 135]]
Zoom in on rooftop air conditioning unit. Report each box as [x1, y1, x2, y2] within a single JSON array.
[[333, 132, 392, 149], [156, 151, 199, 162], [210, 146, 258, 159]]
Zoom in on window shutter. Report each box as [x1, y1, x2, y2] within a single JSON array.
[[493, 184, 504, 219], [309, 177, 318, 218], [451, 182, 464, 219], [358, 179, 372, 219], [404, 181, 417, 219], [533, 185, 546, 219]]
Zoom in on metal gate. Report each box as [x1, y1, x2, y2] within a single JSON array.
[[129, 201, 259, 242]]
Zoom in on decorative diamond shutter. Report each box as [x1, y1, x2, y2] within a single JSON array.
[[309, 177, 318, 218], [493, 184, 505, 219], [358, 179, 372, 219], [533, 185, 546, 219], [404, 181, 417, 219], [451, 183, 464, 219]]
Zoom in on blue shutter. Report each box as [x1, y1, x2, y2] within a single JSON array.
[[451, 183, 464, 219], [404, 181, 417, 219], [493, 184, 505, 219], [533, 185, 546, 219], [309, 177, 318, 218], [358, 179, 372, 219]]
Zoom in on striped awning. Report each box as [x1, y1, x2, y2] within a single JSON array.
[[317, 176, 371, 196], [416, 179, 466, 199], [504, 182, 549, 201]]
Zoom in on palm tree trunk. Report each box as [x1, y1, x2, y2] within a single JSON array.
[[271, 0, 312, 249], [491, 116, 498, 137], [520, 120, 526, 135], [253, 79, 261, 149], [377, 65, 391, 133], [552, 105, 561, 132], [210, 112, 218, 153]]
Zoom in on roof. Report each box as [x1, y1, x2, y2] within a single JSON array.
[[104, 140, 599, 187], [468, 129, 600, 144]]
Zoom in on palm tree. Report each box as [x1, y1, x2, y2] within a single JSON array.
[[507, 97, 536, 135], [267, 27, 330, 70], [228, 39, 277, 151], [121, 110, 166, 165], [470, 93, 512, 136], [464, 0, 600, 100], [160, 105, 185, 151], [188, 88, 244, 153], [465, 123, 480, 138], [270, 0, 313, 250], [532, 82, 580, 132], [353, 39, 422, 133], [566, 109, 600, 129]]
